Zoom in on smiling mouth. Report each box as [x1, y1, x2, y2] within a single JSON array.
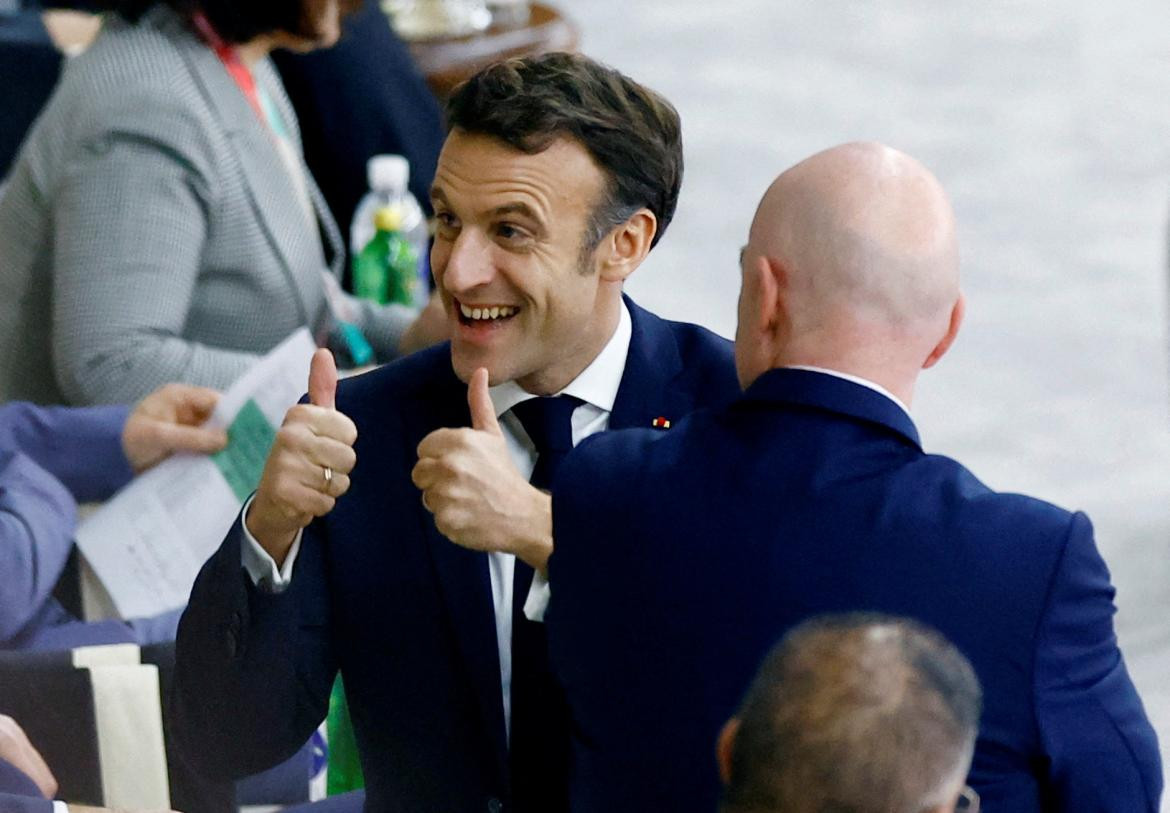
[[456, 300, 520, 326]]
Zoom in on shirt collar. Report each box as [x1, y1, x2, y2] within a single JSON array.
[[784, 365, 911, 417], [488, 301, 633, 418]]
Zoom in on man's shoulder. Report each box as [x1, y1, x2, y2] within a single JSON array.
[[894, 452, 1089, 582], [626, 301, 738, 410], [631, 302, 733, 367]]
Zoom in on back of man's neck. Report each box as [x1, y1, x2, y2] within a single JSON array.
[[773, 354, 915, 411]]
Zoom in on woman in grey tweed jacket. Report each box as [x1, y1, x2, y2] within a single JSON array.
[[0, 0, 427, 405]]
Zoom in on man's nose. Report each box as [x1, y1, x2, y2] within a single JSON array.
[[440, 231, 495, 293]]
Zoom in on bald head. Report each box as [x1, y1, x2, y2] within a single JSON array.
[[736, 143, 964, 399]]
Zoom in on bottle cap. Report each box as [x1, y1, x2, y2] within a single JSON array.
[[374, 206, 404, 232], [367, 155, 409, 194]]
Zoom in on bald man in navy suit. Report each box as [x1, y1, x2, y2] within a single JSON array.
[[544, 143, 1162, 813]]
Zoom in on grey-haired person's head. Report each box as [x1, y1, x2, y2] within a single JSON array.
[[719, 613, 982, 813]]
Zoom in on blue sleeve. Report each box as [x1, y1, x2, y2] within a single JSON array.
[[1033, 511, 1163, 810], [0, 756, 49, 809], [0, 793, 52, 813], [0, 451, 79, 644], [0, 402, 134, 502]]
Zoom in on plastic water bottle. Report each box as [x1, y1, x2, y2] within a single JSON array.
[[353, 206, 419, 307], [350, 155, 429, 306]]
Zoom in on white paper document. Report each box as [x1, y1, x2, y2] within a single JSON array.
[[75, 329, 316, 619]]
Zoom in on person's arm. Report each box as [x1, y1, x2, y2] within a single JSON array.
[[50, 87, 258, 405], [0, 387, 226, 504], [0, 794, 52, 813], [173, 511, 337, 779], [0, 718, 56, 801], [173, 351, 351, 778], [0, 451, 82, 643], [347, 294, 416, 361], [1033, 511, 1163, 810], [0, 403, 131, 502]]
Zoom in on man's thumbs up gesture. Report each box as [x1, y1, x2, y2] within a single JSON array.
[[246, 349, 359, 566], [412, 368, 554, 572]]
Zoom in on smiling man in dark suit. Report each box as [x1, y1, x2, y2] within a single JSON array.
[[173, 53, 738, 813], [545, 142, 1162, 813]]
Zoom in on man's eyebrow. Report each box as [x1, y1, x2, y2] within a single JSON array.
[[492, 202, 539, 220], [430, 186, 448, 205]]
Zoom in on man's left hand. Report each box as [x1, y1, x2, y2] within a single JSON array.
[[122, 384, 229, 474], [412, 368, 553, 573]]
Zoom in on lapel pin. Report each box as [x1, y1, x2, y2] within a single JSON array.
[[651, 417, 671, 430]]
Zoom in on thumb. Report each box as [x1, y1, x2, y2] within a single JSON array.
[[468, 367, 501, 435], [308, 348, 338, 410]]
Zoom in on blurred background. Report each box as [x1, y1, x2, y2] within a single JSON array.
[[569, 0, 1170, 752]]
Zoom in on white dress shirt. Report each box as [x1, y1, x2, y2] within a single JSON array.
[[240, 301, 633, 738]]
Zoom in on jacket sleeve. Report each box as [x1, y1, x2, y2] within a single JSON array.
[[0, 793, 52, 813], [0, 451, 80, 644], [0, 756, 50, 806], [50, 88, 257, 405], [0, 402, 133, 502], [172, 512, 336, 779], [1033, 510, 1163, 810]]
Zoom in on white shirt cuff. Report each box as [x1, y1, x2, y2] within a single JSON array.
[[53, 802, 68, 813], [240, 494, 303, 592], [523, 572, 550, 622]]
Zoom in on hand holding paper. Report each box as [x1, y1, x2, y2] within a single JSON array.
[[412, 368, 553, 572], [121, 384, 228, 473], [245, 349, 358, 566]]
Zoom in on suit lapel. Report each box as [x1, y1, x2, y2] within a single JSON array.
[[609, 297, 687, 430], [405, 362, 510, 778], [173, 23, 321, 325]]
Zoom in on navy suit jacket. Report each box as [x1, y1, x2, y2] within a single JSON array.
[[174, 299, 737, 812], [0, 757, 50, 813], [548, 368, 1162, 813]]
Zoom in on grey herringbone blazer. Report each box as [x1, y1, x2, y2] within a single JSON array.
[[0, 6, 411, 405]]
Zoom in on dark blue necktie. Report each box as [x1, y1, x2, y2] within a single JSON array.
[[507, 394, 582, 812]]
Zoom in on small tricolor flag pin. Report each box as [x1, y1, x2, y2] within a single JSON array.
[[651, 416, 671, 430]]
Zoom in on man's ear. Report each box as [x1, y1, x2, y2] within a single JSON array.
[[923, 291, 965, 369], [598, 209, 657, 283], [753, 255, 783, 336], [716, 717, 741, 785]]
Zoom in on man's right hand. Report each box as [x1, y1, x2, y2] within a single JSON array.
[[245, 349, 357, 566], [0, 714, 57, 800]]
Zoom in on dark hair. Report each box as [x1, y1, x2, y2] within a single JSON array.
[[101, 0, 357, 44], [723, 613, 982, 813], [445, 51, 683, 253]]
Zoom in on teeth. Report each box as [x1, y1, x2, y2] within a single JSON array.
[[459, 304, 517, 321]]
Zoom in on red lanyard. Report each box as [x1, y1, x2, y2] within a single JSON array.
[[190, 11, 264, 121]]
